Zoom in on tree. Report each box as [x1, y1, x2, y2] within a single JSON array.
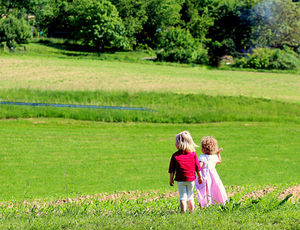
[[31, 0, 73, 37], [0, 0, 10, 15], [141, 0, 182, 47], [70, 0, 128, 51], [109, 0, 148, 49], [0, 14, 32, 49], [0, 0, 31, 15], [180, 0, 216, 43], [196, 0, 261, 65], [250, 0, 300, 48]]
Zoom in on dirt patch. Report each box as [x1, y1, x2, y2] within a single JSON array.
[[243, 186, 277, 199], [48, 185, 299, 205], [279, 185, 300, 203], [47, 190, 163, 206], [1, 185, 299, 207], [242, 185, 299, 203]]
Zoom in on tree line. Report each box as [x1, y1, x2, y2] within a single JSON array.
[[0, 0, 300, 69]]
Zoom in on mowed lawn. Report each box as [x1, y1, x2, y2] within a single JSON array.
[[0, 51, 300, 103], [1, 118, 299, 201]]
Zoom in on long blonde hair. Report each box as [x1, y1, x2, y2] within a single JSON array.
[[176, 131, 199, 152]]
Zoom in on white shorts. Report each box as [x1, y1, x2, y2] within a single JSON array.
[[177, 181, 195, 201]]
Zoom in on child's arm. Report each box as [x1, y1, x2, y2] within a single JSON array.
[[197, 161, 204, 184], [169, 172, 174, 186], [196, 170, 202, 184], [216, 148, 223, 164], [168, 156, 176, 186]]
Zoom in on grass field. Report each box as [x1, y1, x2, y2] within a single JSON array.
[[1, 43, 300, 103], [1, 187, 299, 229], [0, 41, 299, 229], [1, 89, 300, 123], [0, 118, 299, 201]]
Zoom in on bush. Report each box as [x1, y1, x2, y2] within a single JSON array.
[[272, 48, 300, 70], [70, 0, 128, 51], [234, 47, 300, 70], [0, 14, 32, 49], [156, 27, 208, 64], [295, 46, 300, 56]]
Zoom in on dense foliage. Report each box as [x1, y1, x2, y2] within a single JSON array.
[[0, 14, 32, 49], [70, 0, 128, 51], [156, 27, 208, 64], [234, 47, 300, 70], [0, 0, 300, 68], [250, 0, 300, 48]]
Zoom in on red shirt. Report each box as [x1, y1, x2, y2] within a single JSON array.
[[168, 150, 201, 182]]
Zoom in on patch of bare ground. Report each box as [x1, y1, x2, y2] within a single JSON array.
[[278, 185, 300, 203], [51, 190, 181, 205], [0, 185, 298, 207], [242, 185, 300, 203], [243, 186, 277, 199]]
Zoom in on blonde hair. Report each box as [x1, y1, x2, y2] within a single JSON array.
[[176, 131, 199, 152], [201, 136, 218, 155]]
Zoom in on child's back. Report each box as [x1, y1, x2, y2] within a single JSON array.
[[169, 150, 199, 182], [196, 136, 228, 207], [168, 131, 202, 213]]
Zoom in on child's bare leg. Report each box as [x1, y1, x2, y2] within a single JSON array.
[[188, 199, 195, 212], [180, 200, 187, 213]]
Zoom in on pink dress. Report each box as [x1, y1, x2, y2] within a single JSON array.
[[195, 154, 228, 207]]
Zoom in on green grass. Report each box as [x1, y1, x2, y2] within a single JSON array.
[[1, 43, 300, 103], [0, 118, 299, 201], [0, 187, 299, 229], [1, 39, 156, 63], [1, 89, 300, 123], [1, 39, 166, 77], [1, 40, 299, 228]]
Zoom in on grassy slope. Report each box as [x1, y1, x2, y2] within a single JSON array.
[[1, 89, 300, 123], [0, 43, 300, 103], [0, 118, 299, 201]]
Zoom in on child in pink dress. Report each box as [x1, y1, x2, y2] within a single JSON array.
[[195, 136, 228, 207], [169, 131, 202, 213]]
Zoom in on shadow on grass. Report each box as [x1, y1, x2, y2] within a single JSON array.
[[37, 39, 95, 53]]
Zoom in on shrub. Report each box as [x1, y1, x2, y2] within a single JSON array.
[[295, 46, 300, 56], [70, 0, 128, 51], [156, 27, 208, 64], [0, 14, 32, 49], [234, 47, 300, 70], [271, 48, 300, 70]]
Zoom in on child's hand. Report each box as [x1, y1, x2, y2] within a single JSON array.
[[169, 178, 174, 186], [198, 177, 203, 185]]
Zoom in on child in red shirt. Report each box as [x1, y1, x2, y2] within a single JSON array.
[[169, 131, 202, 213]]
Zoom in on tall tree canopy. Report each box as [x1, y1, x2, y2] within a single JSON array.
[[1, 0, 299, 68], [70, 0, 128, 51], [109, 0, 147, 49], [250, 0, 300, 48]]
